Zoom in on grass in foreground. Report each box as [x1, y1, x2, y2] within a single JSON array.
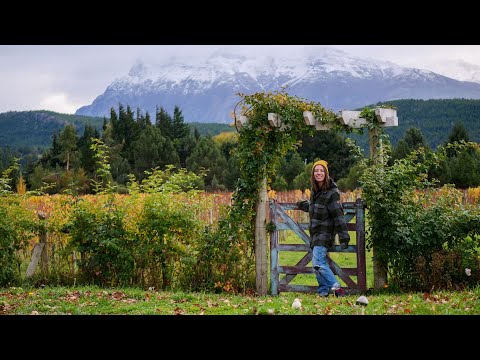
[[1, 285, 479, 315]]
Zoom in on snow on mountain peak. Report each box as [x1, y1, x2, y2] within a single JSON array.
[[76, 46, 480, 122], [114, 45, 413, 92]]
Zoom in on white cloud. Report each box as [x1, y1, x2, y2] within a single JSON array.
[[330, 45, 480, 68], [3, 45, 480, 115], [39, 93, 80, 114]]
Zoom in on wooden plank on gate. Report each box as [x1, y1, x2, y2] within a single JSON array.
[[279, 284, 318, 293], [279, 266, 315, 274], [342, 268, 358, 276], [347, 223, 356, 231], [275, 206, 310, 245], [330, 245, 357, 252], [327, 257, 357, 288], [279, 252, 312, 286], [278, 244, 310, 252]]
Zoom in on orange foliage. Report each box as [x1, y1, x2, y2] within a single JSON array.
[[16, 175, 26, 195], [466, 187, 480, 205], [12, 187, 476, 254]]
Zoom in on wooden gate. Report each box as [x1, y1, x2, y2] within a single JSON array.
[[269, 198, 366, 295]]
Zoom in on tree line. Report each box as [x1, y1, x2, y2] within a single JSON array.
[[1, 103, 479, 195]]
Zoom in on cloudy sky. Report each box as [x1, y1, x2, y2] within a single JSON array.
[[2, 45, 480, 115]]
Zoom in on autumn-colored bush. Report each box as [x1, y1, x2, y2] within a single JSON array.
[[0, 196, 37, 286], [466, 187, 480, 205]]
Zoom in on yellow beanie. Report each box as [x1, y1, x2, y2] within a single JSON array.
[[312, 160, 329, 177]]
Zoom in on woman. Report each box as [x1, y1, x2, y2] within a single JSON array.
[[297, 160, 349, 297]]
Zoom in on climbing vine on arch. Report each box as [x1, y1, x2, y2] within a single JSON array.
[[230, 91, 342, 238], [195, 90, 358, 293]]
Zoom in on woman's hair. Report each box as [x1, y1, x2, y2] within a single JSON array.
[[311, 164, 330, 193]]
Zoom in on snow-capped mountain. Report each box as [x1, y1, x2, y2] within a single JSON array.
[[75, 47, 480, 123]]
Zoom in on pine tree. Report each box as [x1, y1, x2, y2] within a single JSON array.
[[155, 106, 173, 139], [78, 124, 99, 175], [297, 131, 356, 180], [58, 125, 78, 171], [447, 122, 470, 144], [274, 151, 305, 190], [186, 137, 227, 191], [137, 109, 152, 130], [40, 131, 62, 168], [131, 127, 179, 179], [109, 106, 119, 142], [194, 127, 201, 141], [172, 106, 189, 139], [445, 122, 471, 158], [392, 127, 428, 161], [102, 117, 108, 132], [432, 122, 479, 187]]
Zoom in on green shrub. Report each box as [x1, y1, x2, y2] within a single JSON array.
[[66, 196, 134, 286], [133, 192, 203, 290], [360, 143, 480, 291]]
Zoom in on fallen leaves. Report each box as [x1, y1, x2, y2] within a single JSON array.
[[206, 300, 219, 308], [0, 286, 478, 315], [173, 306, 184, 315], [111, 291, 125, 300], [0, 302, 13, 314]]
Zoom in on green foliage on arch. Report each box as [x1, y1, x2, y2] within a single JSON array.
[[196, 90, 353, 292], [231, 91, 340, 233]]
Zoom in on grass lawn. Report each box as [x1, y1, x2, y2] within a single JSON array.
[[3, 208, 478, 315], [1, 284, 478, 315]]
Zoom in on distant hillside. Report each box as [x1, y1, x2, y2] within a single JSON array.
[[0, 110, 235, 152], [2, 99, 479, 154], [194, 99, 480, 152], [0, 111, 104, 150], [188, 122, 235, 137], [192, 99, 480, 152], [350, 99, 480, 153]]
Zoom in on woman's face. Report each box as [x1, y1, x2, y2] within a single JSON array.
[[313, 165, 326, 183]]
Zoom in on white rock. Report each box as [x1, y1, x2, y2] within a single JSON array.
[[292, 298, 302, 309]]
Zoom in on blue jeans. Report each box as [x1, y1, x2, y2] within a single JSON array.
[[312, 245, 341, 295]]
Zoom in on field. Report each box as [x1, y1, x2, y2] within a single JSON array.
[[2, 189, 479, 315], [1, 285, 478, 315]]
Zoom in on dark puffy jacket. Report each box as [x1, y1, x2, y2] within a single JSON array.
[[297, 180, 350, 248]]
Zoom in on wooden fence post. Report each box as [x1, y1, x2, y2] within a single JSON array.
[[369, 127, 387, 290], [255, 176, 268, 295], [25, 211, 48, 279], [269, 199, 279, 295], [355, 198, 367, 291]]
